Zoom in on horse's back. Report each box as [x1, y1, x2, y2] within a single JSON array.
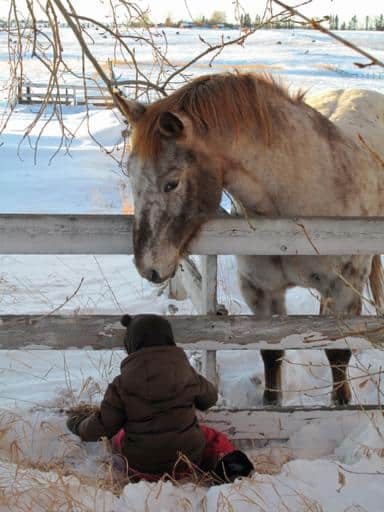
[[306, 89, 384, 158]]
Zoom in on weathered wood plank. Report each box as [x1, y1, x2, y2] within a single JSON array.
[[202, 351, 219, 386], [200, 256, 218, 315], [0, 314, 382, 350], [2, 214, 384, 255], [201, 406, 382, 440], [170, 257, 219, 382], [200, 256, 219, 385], [0, 215, 133, 255]]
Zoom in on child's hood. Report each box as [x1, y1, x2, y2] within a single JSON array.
[[121, 314, 175, 354]]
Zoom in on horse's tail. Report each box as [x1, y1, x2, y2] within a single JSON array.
[[369, 255, 384, 311]]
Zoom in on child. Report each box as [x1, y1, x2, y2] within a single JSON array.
[[67, 314, 253, 481]]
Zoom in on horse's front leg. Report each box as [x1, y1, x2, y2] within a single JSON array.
[[239, 272, 286, 405]]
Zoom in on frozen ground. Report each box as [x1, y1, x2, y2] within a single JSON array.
[[0, 27, 384, 511]]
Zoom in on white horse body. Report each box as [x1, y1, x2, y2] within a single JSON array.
[[116, 74, 384, 405], [307, 89, 384, 159]]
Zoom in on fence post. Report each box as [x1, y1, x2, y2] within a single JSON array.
[[168, 255, 219, 386], [200, 255, 219, 387], [26, 85, 31, 104], [17, 78, 23, 104]]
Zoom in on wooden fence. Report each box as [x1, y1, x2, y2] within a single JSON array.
[[16, 80, 115, 107], [1, 213, 383, 441]]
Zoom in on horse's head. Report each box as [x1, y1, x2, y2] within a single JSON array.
[[117, 96, 223, 283]]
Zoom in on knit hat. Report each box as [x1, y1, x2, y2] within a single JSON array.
[[120, 314, 176, 354]]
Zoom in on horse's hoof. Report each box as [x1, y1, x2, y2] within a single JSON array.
[[332, 384, 351, 406], [263, 390, 282, 406]]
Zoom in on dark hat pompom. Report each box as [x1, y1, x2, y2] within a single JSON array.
[[120, 314, 132, 328]]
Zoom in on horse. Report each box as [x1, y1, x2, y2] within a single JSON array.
[[113, 72, 384, 406]]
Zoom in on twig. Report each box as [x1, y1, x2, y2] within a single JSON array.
[[296, 222, 383, 315], [93, 256, 123, 312], [161, 3, 300, 90], [37, 277, 84, 320], [51, 0, 114, 94]]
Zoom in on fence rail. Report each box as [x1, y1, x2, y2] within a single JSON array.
[[202, 406, 381, 440], [17, 81, 114, 107], [2, 214, 384, 255], [1, 213, 383, 440], [0, 314, 382, 350]]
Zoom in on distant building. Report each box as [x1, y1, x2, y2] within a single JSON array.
[[179, 21, 195, 29]]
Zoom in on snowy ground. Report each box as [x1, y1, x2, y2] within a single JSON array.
[[0, 28, 384, 511]]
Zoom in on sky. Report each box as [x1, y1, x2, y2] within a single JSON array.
[[0, 0, 382, 22]]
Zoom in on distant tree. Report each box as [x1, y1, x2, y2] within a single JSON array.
[[348, 14, 358, 30], [329, 14, 339, 30], [240, 12, 252, 28], [340, 21, 346, 30], [375, 14, 384, 30], [164, 14, 173, 27], [209, 10, 226, 25], [126, 11, 153, 27], [194, 15, 207, 27]]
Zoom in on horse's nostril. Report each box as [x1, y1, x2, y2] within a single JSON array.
[[149, 269, 162, 283]]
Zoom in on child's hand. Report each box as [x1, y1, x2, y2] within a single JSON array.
[[66, 412, 90, 436]]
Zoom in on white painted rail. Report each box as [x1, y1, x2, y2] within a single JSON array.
[[2, 214, 384, 255], [17, 81, 114, 107]]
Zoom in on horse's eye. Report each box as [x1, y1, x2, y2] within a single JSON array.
[[164, 180, 179, 193]]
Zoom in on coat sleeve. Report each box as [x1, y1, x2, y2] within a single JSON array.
[[194, 372, 218, 411], [78, 376, 126, 442]]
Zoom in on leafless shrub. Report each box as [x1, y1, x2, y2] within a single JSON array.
[[2, 0, 312, 160]]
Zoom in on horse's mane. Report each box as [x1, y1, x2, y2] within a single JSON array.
[[132, 72, 304, 161]]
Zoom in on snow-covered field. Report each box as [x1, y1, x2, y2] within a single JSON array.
[[1, 28, 384, 511]]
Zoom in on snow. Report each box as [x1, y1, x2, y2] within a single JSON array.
[[1, 27, 384, 511]]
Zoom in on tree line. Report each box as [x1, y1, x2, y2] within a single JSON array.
[[161, 11, 384, 31], [3, 10, 384, 31], [328, 14, 384, 31]]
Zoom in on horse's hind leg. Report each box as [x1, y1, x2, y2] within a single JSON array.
[[260, 349, 285, 405], [239, 274, 286, 405], [320, 260, 366, 405], [325, 348, 353, 405]]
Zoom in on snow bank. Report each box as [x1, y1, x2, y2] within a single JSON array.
[[1, 409, 383, 511]]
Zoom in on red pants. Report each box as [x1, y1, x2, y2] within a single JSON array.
[[112, 425, 235, 481]]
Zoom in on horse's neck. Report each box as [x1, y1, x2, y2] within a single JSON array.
[[221, 95, 366, 217]]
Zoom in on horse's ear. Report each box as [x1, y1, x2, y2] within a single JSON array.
[[112, 91, 146, 123], [157, 111, 184, 138]]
